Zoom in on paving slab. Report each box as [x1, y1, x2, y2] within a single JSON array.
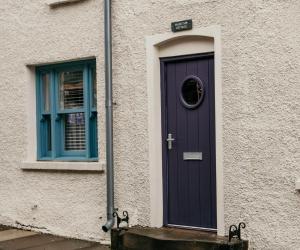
[[0, 230, 37, 243], [79, 244, 111, 250], [19, 238, 95, 250], [0, 227, 11, 232], [0, 234, 64, 250], [0, 226, 110, 250]]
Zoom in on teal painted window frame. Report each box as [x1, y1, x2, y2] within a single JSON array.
[[36, 59, 98, 161]]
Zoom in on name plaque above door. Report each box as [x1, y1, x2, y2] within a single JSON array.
[[171, 19, 193, 32]]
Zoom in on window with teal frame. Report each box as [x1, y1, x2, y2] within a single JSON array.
[[36, 59, 98, 161]]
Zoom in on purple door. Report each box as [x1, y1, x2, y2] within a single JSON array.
[[161, 53, 216, 230]]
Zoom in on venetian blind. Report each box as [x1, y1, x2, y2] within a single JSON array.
[[65, 113, 86, 151], [60, 71, 84, 110], [59, 71, 86, 151]]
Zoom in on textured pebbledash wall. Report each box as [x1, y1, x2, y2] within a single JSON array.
[[0, 0, 299, 249]]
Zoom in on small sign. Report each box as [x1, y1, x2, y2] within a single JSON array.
[[171, 19, 193, 32]]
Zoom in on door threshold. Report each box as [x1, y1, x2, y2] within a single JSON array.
[[166, 224, 217, 233]]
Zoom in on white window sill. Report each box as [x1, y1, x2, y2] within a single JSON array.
[[47, 0, 88, 7], [296, 179, 300, 191], [21, 161, 105, 172]]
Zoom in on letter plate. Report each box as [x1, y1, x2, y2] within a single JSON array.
[[183, 152, 202, 161]]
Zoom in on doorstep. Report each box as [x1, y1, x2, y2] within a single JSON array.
[[111, 227, 248, 250]]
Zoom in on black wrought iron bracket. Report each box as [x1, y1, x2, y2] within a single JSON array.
[[113, 210, 129, 230], [229, 222, 246, 242]]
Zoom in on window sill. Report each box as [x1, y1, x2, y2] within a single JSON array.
[[296, 179, 300, 191], [47, 0, 88, 7], [21, 161, 105, 172]]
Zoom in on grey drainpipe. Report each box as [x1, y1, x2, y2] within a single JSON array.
[[102, 0, 115, 232]]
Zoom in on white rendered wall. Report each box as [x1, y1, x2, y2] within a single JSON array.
[[0, 0, 299, 249]]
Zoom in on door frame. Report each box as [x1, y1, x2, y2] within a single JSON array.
[[160, 52, 216, 230], [146, 26, 225, 235]]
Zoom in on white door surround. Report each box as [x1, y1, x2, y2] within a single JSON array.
[[146, 26, 225, 236]]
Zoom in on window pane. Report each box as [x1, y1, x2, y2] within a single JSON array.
[[59, 71, 84, 110], [45, 115, 52, 152], [92, 68, 97, 108], [40, 114, 52, 157], [42, 74, 51, 112], [181, 78, 203, 105], [64, 113, 85, 151]]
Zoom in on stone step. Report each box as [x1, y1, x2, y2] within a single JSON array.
[[111, 227, 248, 250]]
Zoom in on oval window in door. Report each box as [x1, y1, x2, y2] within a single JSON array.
[[180, 76, 204, 109]]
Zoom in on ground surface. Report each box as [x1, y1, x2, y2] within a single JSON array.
[[0, 226, 110, 250]]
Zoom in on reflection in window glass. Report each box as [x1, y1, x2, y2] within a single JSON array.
[[181, 78, 203, 106], [45, 115, 52, 152], [42, 74, 51, 112], [59, 71, 84, 110], [92, 68, 97, 108]]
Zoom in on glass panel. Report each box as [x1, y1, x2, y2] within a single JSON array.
[[181, 78, 203, 106], [42, 74, 51, 112], [45, 115, 52, 152], [64, 113, 86, 151], [92, 68, 97, 108], [90, 116, 98, 158], [59, 71, 84, 110]]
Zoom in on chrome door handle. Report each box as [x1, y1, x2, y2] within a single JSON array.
[[166, 133, 175, 150]]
